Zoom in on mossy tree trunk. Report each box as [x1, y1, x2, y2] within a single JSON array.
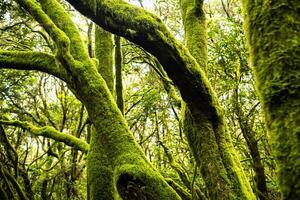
[[180, 0, 207, 71], [92, 25, 115, 199], [0, 0, 181, 199], [95, 26, 115, 94], [242, 0, 300, 199], [180, 0, 254, 199]]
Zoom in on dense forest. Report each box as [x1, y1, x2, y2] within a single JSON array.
[[0, 0, 299, 199]]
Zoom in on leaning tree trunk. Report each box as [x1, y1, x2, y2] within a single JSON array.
[[179, 0, 254, 199], [242, 0, 300, 199]]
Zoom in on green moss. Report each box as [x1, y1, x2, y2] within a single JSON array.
[[0, 119, 89, 152], [180, 0, 207, 71], [114, 164, 181, 199], [242, 0, 300, 198], [95, 26, 115, 94], [40, 0, 90, 61], [165, 178, 192, 200]]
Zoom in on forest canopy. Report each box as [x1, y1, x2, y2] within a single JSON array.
[[0, 0, 299, 199]]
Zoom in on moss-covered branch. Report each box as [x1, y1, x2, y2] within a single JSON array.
[[15, 0, 69, 55], [64, 0, 219, 124], [180, 0, 207, 71], [0, 119, 89, 152], [39, 0, 90, 61], [166, 178, 192, 200], [0, 50, 70, 82], [15, 0, 79, 71]]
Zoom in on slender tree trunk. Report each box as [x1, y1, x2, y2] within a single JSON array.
[[95, 25, 115, 94], [242, 0, 300, 199], [180, 0, 207, 72], [114, 35, 124, 114], [233, 74, 268, 200]]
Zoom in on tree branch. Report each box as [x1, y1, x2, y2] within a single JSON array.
[[0, 50, 70, 82], [15, 0, 77, 69], [38, 0, 90, 61], [0, 118, 89, 153]]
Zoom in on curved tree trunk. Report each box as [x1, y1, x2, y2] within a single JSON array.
[[180, 0, 254, 198], [9, 0, 181, 199], [242, 0, 300, 199]]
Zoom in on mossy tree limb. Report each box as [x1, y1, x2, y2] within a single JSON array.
[[0, 119, 89, 152], [242, 0, 300, 199], [0, 50, 70, 82], [15, 0, 73, 65], [180, 0, 207, 72], [63, 0, 220, 123]]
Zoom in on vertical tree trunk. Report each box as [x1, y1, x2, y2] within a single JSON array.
[[242, 0, 300, 199], [114, 35, 124, 114], [95, 26, 115, 94], [180, 0, 207, 72]]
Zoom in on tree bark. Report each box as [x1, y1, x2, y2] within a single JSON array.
[[242, 0, 300, 199]]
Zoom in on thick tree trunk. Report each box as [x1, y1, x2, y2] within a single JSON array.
[[71, 63, 181, 199], [242, 0, 300, 199]]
